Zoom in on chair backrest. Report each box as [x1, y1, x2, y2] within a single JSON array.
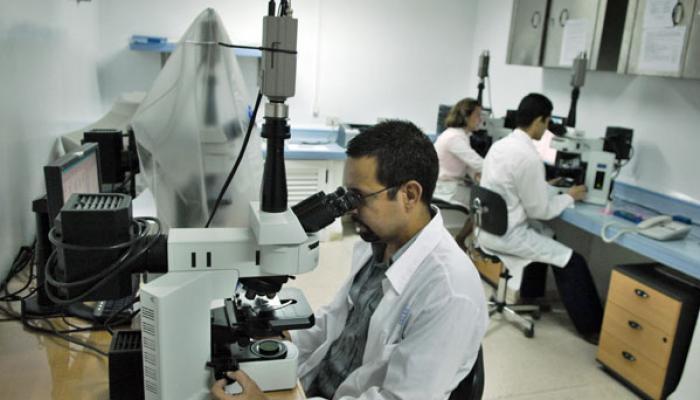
[[431, 198, 469, 215], [436, 104, 452, 135], [449, 346, 485, 400], [470, 186, 507, 236]]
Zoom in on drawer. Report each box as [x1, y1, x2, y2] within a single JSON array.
[[601, 302, 674, 368], [607, 270, 681, 334], [598, 332, 666, 400]]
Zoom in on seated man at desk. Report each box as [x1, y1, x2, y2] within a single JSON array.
[[212, 120, 488, 399], [433, 98, 485, 249], [477, 93, 603, 344]]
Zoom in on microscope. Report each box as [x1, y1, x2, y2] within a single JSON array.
[[136, 3, 357, 399], [37, 4, 364, 399], [548, 53, 632, 206]]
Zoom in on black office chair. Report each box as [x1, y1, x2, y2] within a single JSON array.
[[436, 104, 452, 135], [448, 346, 485, 400], [469, 186, 541, 338]]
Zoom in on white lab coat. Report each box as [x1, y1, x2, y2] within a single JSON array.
[[477, 129, 574, 289], [290, 210, 488, 400], [434, 127, 483, 182]]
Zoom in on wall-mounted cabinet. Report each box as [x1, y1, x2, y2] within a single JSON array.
[[508, 0, 635, 71], [506, 0, 549, 66], [507, 0, 700, 79], [627, 0, 697, 78], [683, 1, 700, 78], [541, 0, 601, 68]]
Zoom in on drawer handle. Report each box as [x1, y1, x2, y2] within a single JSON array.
[[622, 351, 636, 362], [634, 288, 649, 299], [628, 320, 642, 330]]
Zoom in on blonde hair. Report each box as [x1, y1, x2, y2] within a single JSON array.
[[445, 98, 480, 129]]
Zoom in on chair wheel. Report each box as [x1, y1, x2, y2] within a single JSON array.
[[524, 326, 535, 338]]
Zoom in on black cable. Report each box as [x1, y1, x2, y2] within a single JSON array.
[[44, 219, 153, 289], [1, 245, 35, 302], [48, 220, 146, 252], [22, 317, 108, 357], [217, 42, 297, 55], [1, 279, 108, 356], [105, 308, 141, 336], [62, 316, 88, 331], [205, 90, 264, 227], [44, 218, 161, 305], [103, 295, 140, 329], [279, 0, 288, 16], [1, 245, 32, 293]]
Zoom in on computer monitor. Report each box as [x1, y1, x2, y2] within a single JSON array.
[[547, 115, 568, 137], [44, 143, 101, 225]]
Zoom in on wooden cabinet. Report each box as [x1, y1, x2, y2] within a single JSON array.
[[597, 264, 699, 400]]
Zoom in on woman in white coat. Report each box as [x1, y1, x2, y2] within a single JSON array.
[[433, 98, 484, 248], [478, 93, 603, 344]]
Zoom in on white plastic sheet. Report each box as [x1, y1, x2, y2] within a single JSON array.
[[132, 8, 263, 229]]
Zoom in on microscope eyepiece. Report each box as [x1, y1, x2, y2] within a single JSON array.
[[291, 187, 361, 233]]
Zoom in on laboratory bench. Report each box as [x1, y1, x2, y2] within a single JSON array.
[[0, 307, 306, 400]]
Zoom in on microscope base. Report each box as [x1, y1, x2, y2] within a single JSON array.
[[225, 340, 300, 394]]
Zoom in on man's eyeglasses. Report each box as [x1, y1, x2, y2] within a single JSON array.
[[348, 185, 400, 206]]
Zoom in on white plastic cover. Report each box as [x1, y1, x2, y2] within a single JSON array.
[[132, 8, 262, 229]]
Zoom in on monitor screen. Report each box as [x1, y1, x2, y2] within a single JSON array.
[[61, 153, 99, 203], [44, 143, 101, 224]]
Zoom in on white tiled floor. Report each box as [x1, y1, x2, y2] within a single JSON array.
[[287, 228, 640, 400]]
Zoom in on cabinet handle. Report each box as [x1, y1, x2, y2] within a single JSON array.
[[622, 351, 636, 362], [672, 2, 684, 26], [628, 320, 642, 330], [531, 11, 542, 29], [559, 8, 569, 27], [634, 288, 649, 299]]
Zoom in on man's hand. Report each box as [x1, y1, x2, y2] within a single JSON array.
[[567, 185, 587, 201], [211, 370, 268, 400]]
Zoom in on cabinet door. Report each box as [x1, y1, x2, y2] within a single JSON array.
[[627, 0, 696, 77], [682, 1, 700, 78], [542, 0, 602, 68], [507, 0, 549, 66], [285, 160, 328, 206]]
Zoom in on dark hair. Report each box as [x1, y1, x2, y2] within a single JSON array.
[[346, 120, 438, 205], [445, 98, 480, 129], [516, 93, 553, 129]]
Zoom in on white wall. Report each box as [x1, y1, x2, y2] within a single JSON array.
[[0, 0, 103, 281], [314, 0, 477, 131], [468, 0, 700, 203], [96, 0, 478, 132]]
